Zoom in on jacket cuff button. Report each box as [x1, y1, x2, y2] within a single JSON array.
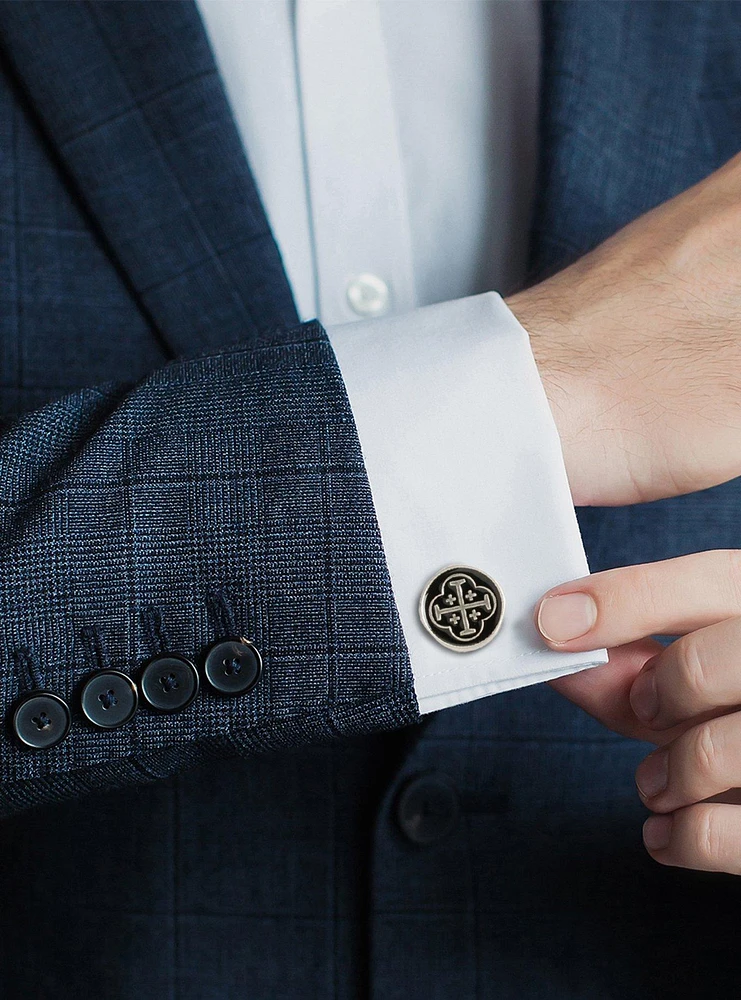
[[80, 669, 138, 729], [203, 638, 262, 696], [12, 692, 71, 749], [139, 655, 199, 712]]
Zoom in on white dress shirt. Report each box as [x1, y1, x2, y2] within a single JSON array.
[[197, 0, 607, 713]]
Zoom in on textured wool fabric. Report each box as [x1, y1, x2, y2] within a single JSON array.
[[0, 322, 418, 813], [2, 3, 741, 999], [0, 0, 418, 815], [0, 0, 298, 363]]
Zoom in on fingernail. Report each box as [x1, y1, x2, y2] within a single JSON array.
[[630, 666, 660, 723], [636, 750, 668, 800], [537, 593, 597, 644], [643, 814, 673, 852]]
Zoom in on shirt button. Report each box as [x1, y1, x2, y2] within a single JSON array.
[[12, 692, 71, 749], [396, 773, 461, 846], [346, 273, 390, 317], [80, 670, 138, 729], [203, 637, 262, 696], [139, 655, 199, 713]]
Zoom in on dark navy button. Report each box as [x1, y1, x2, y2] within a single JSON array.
[[12, 692, 71, 750], [80, 670, 138, 729], [139, 655, 199, 713], [203, 637, 262, 696], [396, 773, 461, 846]]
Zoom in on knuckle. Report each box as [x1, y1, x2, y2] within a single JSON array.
[[674, 635, 708, 703], [691, 723, 723, 784], [622, 564, 662, 624], [692, 807, 723, 867], [722, 549, 741, 612]]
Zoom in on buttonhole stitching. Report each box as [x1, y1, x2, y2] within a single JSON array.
[[206, 588, 238, 638], [12, 646, 44, 694], [79, 624, 109, 673], [141, 605, 171, 657]]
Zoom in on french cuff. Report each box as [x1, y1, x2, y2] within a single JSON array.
[[326, 292, 607, 715]]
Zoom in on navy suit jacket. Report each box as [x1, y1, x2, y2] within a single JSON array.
[[0, 2, 740, 997]]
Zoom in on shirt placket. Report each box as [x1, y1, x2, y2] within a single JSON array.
[[294, 0, 417, 326]]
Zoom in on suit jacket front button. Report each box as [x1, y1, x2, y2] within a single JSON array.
[[12, 692, 71, 749], [396, 773, 461, 846], [139, 655, 199, 713], [80, 669, 138, 729], [203, 638, 262, 696]]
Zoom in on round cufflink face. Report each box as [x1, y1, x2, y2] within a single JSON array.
[[419, 566, 504, 652], [80, 670, 138, 729], [139, 655, 199, 713], [12, 692, 71, 749], [204, 638, 262, 696]]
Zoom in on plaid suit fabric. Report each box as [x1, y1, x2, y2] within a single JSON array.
[[0, 0, 299, 357], [0, 0, 421, 815], [4, 3, 741, 999], [0, 323, 418, 813]]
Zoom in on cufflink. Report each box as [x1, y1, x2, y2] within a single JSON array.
[[419, 566, 504, 652]]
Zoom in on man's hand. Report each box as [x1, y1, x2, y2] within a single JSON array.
[[535, 551, 741, 876], [516, 155, 741, 875], [507, 151, 741, 506]]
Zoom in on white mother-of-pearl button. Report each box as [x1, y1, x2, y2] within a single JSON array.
[[346, 273, 390, 317]]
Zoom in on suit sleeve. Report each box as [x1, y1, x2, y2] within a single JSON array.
[[0, 320, 419, 816]]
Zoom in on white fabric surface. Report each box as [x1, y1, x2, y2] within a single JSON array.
[[197, 0, 608, 712], [197, 0, 540, 317], [330, 293, 606, 713]]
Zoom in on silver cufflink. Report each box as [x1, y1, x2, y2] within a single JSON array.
[[419, 566, 504, 652]]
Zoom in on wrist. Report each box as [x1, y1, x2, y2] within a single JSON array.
[[506, 287, 577, 460], [505, 287, 606, 507], [506, 288, 560, 391]]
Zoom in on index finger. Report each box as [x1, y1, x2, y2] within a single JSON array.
[[535, 550, 741, 652]]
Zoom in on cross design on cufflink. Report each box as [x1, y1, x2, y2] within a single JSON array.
[[419, 567, 505, 652]]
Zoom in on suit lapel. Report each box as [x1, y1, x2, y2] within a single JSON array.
[[0, 0, 298, 357]]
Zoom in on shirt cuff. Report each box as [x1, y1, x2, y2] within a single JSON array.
[[326, 292, 607, 715]]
